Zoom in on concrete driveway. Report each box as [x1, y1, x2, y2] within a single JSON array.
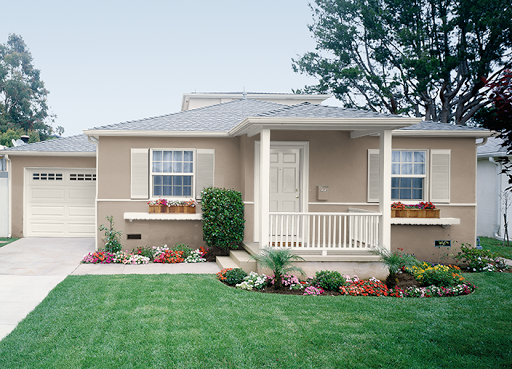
[[0, 238, 94, 340]]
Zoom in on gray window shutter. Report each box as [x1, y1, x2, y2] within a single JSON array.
[[430, 149, 450, 203], [131, 149, 149, 199], [368, 149, 380, 203], [196, 149, 214, 199]]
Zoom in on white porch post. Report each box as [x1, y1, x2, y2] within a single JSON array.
[[259, 129, 271, 250], [379, 129, 392, 250]]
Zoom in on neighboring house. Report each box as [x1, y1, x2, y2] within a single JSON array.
[[0, 151, 8, 237], [0, 93, 491, 277], [477, 136, 512, 240]]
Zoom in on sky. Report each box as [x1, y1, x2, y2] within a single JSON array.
[[1, 0, 339, 136]]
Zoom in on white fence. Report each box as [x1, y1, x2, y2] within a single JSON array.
[[268, 212, 381, 254]]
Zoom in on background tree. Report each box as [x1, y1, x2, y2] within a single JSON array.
[[0, 33, 58, 144], [292, 0, 512, 124]]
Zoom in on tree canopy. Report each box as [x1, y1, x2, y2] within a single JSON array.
[[0, 33, 60, 145], [292, 0, 512, 124]]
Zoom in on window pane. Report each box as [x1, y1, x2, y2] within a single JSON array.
[[174, 176, 183, 186], [412, 178, 423, 188], [183, 186, 192, 196], [414, 163, 425, 175], [400, 189, 412, 199], [163, 151, 172, 161], [153, 162, 162, 173], [173, 162, 182, 173], [154, 186, 162, 196], [173, 187, 183, 196], [391, 189, 399, 199], [184, 151, 193, 161], [400, 178, 411, 187], [392, 163, 400, 175], [163, 186, 172, 196], [163, 162, 172, 173], [183, 176, 192, 185], [173, 151, 182, 161], [402, 151, 412, 162], [184, 163, 193, 173], [163, 176, 172, 185], [153, 151, 162, 161], [392, 151, 401, 162], [154, 176, 162, 185], [412, 189, 423, 199], [414, 151, 425, 163], [401, 163, 412, 175]]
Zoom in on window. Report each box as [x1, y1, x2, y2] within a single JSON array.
[[33, 173, 63, 181], [391, 150, 426, 200], [151, 150, 194, 197], [368, 149, 450, 203]]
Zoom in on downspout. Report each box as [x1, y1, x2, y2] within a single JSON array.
[[489, 156, 503, 239], [87, 136, 100, 250]]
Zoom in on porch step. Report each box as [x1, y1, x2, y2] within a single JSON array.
[[216, 256, 239, 270], [229, 250, 257, 273]]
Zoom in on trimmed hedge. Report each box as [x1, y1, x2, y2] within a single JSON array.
[[201, 187, 245, 250]]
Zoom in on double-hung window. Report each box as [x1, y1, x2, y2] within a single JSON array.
[[391, 150, 426, 200], [151, 150, 194, 197], [368, 149, 450, 203]]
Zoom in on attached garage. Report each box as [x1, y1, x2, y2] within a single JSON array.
[[25, 168, 96, 237]]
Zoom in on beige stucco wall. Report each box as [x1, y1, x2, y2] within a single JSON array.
[[241, 131, 478, 263], [8, 155, 96, 237], [96, 136, 243, 249]]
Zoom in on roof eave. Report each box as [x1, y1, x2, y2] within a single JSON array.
[[392, 130, 493, 137], [1, 151, 96, 157], [229, 117, 423, 137]]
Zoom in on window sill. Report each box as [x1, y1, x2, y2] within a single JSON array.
[[391, 217, 460, 228], [123, 212, 202, 222]]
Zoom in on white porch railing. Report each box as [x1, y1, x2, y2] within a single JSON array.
[[268, 211, 381, 254]]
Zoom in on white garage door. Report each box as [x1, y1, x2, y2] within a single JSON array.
[[26, 168, 96, 237]]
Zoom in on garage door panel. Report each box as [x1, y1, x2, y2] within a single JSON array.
[[31, 205, 66, 217], [29, 222, 65, 235], [31, 188, 66, 199], [68, 206, 95, 217], [26, 168, 96, 237]]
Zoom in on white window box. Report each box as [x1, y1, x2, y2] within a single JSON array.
[[123, 212, 202, 222]]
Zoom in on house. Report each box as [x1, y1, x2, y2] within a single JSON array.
[[477, 136, 512, 240], [0, 93, 491, 278]]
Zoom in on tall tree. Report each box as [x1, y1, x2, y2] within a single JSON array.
[[292, 0, 512, 124], [0, 33, 56, 139]]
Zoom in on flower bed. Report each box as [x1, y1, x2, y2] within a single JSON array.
[[82, 245, 208, 264]]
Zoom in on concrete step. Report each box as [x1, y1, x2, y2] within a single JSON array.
[[216, 256, 239, 270], [230, 250, 257, 273]]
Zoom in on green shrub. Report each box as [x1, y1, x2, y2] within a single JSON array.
[[201, 187, 245, 250], [224, 268, 248, 285], [171, 244, 192, 259], [131, 246, 154, 261], [314, 270, 346, 291], [454, 244, 509, 272], [99, 215, 122, 253]]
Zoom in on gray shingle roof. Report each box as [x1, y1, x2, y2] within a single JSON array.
[[88, 99, 286, 132], [478, 136, 508, 156], [2, 134, 96, 153], [256, 102, 399, 119]]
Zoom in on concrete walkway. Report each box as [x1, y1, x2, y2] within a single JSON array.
[[0, 238, 220, 341]]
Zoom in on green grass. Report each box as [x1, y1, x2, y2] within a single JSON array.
[[479, 236, 512, 259], [0, 238, 19, 247], [1, 274, 511, 368]]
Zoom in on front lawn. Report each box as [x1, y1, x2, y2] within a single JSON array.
[[0, 238, 19, 247], [0, 273, 511, 368], [480, 236, 512, 259]]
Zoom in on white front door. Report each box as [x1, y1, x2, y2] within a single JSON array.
[[269, 148, 300, 212]]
